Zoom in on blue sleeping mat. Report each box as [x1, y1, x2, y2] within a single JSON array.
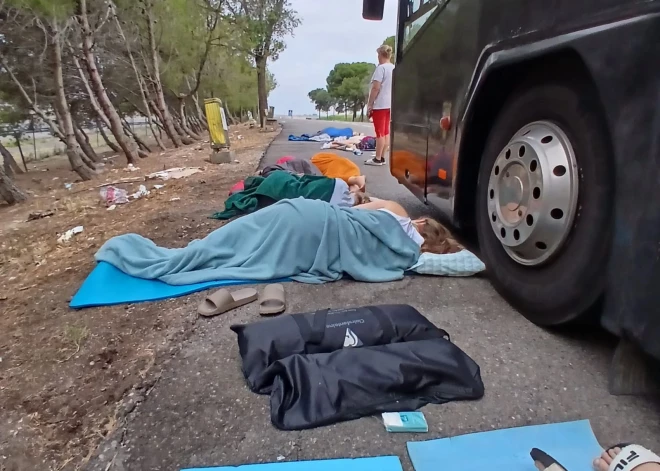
[[407, 419, 603, 471], [70, 262, 290, 309], [182, 456, 403, 471]]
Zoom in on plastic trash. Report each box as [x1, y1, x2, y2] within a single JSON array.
[[57, 226, 84, 244], [382, 412, 428, 433], [99, 186, 129, 205], [131, 185, 149, 199], [64, 183, 73, 190], [353, 149, 363, 156]]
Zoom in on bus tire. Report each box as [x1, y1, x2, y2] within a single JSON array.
[[475, 81, 613, 326]]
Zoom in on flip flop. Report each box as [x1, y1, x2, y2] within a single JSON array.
[[198, 288, 258, 317], [259, 284, 286, 316]]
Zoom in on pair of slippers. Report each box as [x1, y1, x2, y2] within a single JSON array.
[[198, 284, 286, 317]]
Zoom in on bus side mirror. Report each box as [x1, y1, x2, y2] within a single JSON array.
[[363, 0, 385, 20]]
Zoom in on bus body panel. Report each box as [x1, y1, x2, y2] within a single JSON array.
[[392, 0, 660, 358]]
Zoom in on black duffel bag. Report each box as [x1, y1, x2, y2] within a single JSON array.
[[230, 304, 448, 394], [268, 337, 485, 430]]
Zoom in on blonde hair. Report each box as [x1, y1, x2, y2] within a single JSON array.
[[418, 218, 462, 254], [377, 44, 393, 60], [353, 192, 371, 205]]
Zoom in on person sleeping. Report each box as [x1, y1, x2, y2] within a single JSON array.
[[212, 170, 368, 220], [96, 198, 458, 286], [354, 198, 462, 254]]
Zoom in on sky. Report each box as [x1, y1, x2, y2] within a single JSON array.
[[268, 0, 398, 116]]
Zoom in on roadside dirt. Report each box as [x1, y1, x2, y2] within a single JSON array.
[[0, 125, 279, 470]]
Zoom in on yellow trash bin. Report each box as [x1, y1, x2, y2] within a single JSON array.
[[204, 98, 230, 150]]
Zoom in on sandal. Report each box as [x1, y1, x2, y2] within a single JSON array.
[[198, 288, 258, 317], [259, 284, 286, 316], [597, 444, 660, 471], [531, 444, 660, 471]]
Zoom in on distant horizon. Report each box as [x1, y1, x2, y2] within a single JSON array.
[[268, 0, 398, 116]]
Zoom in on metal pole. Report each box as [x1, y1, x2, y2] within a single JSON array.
[[31, 116, 36, 160]]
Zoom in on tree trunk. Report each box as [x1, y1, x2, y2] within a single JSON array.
[[77, 0, 139, 164], [169, 110, 195, 145], [191, 93, 208, 129], [1, 143, 23, 176], [255, 55, 268, 128], [14, 136, 28, 172], [96, 119, 121, 153], [110, 4, 166, 151], [52, 23, 95, 181], [0, 54, 65, 142], [177, 98, 202, 140], [73, 122, 100, 162], [188, 115, 202, 134], [144, 7, 181, 147], [360, 107, 364, 122], [0, 158, 27, 204], [122, 120, 151, 153]]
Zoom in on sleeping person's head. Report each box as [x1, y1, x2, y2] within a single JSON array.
[[413, 218, 462, 254], [352, 192, 371, 206]]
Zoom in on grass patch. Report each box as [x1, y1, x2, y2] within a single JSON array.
[[318, 115, 370, 123]]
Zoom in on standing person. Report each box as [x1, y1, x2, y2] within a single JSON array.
[[365, 44, 395, 166]]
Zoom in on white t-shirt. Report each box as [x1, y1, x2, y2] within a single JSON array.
[[378, 209, 424, 246], [371, 62, 395, 110]]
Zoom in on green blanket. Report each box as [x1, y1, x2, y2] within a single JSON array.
[[212, 171, 336, 220]]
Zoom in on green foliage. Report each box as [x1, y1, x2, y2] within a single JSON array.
[[383, 35, 396, 62], [325, 62, 374, 119], [307, 88, 332, 117], [233, 0, 301, 61]]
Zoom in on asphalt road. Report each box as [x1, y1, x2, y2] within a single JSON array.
[[87, 119, 660, 471]]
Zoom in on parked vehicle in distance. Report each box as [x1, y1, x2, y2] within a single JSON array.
[[362, 0, 660, 379]]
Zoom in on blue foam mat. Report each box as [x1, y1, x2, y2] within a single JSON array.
[[182, 456, 402, 471], [407, 420, 603, 471], [70, 262, 290, 309]]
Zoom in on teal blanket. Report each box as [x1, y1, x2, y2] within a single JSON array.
[[95, 198, 420, 285]]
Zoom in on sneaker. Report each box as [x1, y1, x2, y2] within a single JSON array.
[[365, 158, 385, 166]]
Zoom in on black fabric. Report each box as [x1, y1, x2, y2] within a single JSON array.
[[231, 304, 448, 394], [268, 338, 485, 430]]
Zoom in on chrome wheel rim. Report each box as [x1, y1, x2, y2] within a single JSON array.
[[487, 121, 579, 266]]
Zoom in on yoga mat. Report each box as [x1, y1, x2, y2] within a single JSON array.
[[182, 456, 403, 471], [70, 262, 290, 309], [407, 419, 603, 471]]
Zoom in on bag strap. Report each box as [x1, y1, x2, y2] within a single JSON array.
[[368, 306, 397, 341], [292, 309, 329, 345], [608, 445, 660, 471]]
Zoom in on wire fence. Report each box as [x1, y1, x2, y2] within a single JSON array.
[[0, 118, 152, 164]]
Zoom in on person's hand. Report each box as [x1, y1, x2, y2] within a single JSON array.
[[367, 106, 373, 118]]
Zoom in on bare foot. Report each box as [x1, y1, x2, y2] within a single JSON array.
[[594, 447, 660, 471]]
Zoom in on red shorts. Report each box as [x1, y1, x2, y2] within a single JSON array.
[[372, 109, 391, 138]]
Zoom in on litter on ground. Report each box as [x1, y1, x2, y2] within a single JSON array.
[[57, 226, 84, 244], [146, 167, 202, 181], [131, 185, 150, 199], [100, 186, 129, 205]]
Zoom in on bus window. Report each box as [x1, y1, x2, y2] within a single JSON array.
[[402, 0, 445, 51]]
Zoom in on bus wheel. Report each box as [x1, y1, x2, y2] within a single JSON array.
[[476, 82, 613, 326]]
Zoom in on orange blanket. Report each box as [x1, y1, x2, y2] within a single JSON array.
[[311, 153, 360, 184]]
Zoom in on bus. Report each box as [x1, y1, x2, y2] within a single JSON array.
[[362, 0, 660, 389]]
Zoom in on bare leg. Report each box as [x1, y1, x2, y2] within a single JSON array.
[[375, 136, 386, 161]]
